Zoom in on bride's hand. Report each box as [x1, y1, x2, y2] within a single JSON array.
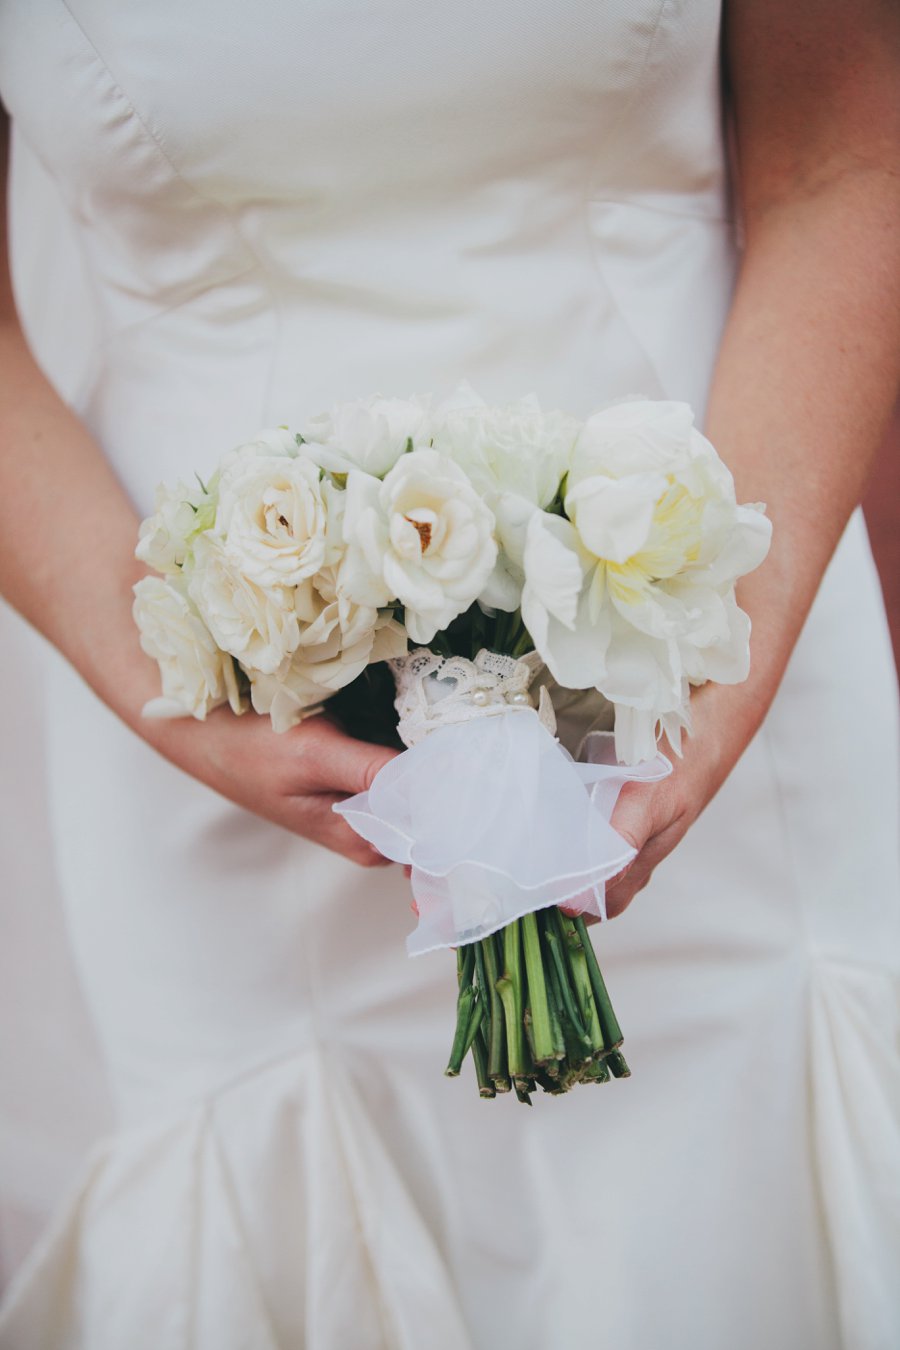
[[144, 707, 399, 868], [603, 679, 754, 918]]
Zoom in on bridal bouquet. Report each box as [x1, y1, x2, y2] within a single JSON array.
[[134, 390, 771, 1103]]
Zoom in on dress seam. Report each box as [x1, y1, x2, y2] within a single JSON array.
[[584, 0, 671, 205], [58, 0, 283, 428], [59, 0, 239, 218]]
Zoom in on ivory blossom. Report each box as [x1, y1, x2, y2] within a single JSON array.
[[134, 391, 770, 761], [301, 394, 432, 478], [522, 400, 771, 761], [249, 566, 407, 731], [215, 450, 328, 588], [429, 393, 579, 611], [132, 576, 243, 720], [339, 448, 498, 644], [188, 533, 301, 676]]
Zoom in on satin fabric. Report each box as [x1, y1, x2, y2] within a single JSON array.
[[1, 3, 899, 1347]]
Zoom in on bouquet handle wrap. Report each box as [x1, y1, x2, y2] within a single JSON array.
[[334, 649, 671, 956]]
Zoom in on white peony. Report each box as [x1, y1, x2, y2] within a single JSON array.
[[135, 479, 215, 575], [522, 400, 772, 762], [249, 565, 407, 732], [216, 450, 328, 587], [133, 576, 243, 720], [187, 533, 301, 676], [429, 392, 578, 611], [300, 395, 432, 478], [339, 449, 498, 644]]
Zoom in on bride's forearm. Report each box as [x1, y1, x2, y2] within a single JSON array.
[[0, 111, 158, 726], [0, 315, 159, 728], [704, 0, 900, 741], [607, 151, 900, 910], [704, 168, 900, 731]]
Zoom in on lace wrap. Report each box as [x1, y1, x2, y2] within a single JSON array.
[[335, 647, 672, 955], [390, 648, 557, 747]]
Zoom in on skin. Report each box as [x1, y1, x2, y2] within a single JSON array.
[[0, 116, 394, 870], [605, 0, 900, 913], [1, 1, 898, 900]]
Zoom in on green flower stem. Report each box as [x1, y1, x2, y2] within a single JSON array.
[[513, 1081, 533, 1106], [540, 940, 568, 1063], [521, 912, 557, 1065], [472, 1026, 496, 1098], [480, 935, 508, 1085], [542, 913, 591, 1050], [556, 911, 605, 1057], [509, 618, 534, 660], [445, 985, 477, 1077], [460, 994, 485, 1061], [457, 943, 475, 992], [606, 1049, 631, 1079], [473, 939, 492, 1049], [496, 920, 526, 1080], [572, 915, 624, 1052]]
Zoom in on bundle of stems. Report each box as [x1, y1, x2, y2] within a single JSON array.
[[335, 609, 629, 1104], [445, 908, 629, 1104]]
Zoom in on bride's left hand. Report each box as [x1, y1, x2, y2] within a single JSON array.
[[603, 679, 759, 918]]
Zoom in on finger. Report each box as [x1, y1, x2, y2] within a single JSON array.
[[287, 791, 395, 867], [291, 716, 400, 796], [604, 806, 685, 917], [604, 864, 653, 919], [609, 780, 656, 854]]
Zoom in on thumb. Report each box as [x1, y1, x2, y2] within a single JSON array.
[[609, 780, 655, 857], [300, 715, 400, 795]]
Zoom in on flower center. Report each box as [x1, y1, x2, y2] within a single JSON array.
[[404, 511, 433, 553]]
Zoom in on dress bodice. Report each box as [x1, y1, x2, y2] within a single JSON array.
[[0, 1, 733, 510]]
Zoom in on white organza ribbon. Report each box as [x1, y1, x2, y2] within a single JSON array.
[[334, 650, 671, 956]]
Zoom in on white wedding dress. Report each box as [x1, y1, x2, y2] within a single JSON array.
[[1, 3, 899, 1348]]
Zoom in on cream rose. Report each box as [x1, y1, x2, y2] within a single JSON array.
[[187, 533, 300, 676], [132, 576, 243, 720], [301, 395, 432, 478], [429, 393, 578, 611], [339, 449, 497, 644], [249, 565, 407, 731], [216, 450, 328, 587], [135, 480, 215, 575]]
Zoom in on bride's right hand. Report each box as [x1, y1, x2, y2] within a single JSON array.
[[142, 705, 399, 867]]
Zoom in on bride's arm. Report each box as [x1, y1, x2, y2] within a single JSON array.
[[0, 108, 394, 865], [606, 0, 900, 913]]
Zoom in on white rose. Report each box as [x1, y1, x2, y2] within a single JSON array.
[[135, 480, 215, 575], [216, 451, 328, 587], [188, 533, 300, 676], [431, 392, 577, 511], [430, 393, 579, 611], [301, 395, 432, 478], [522, 400, 772, 762], [339, 449, 497, 645], [217, 427, 298, 474], [133, 576, 243, 720], [249, 565, 406, 731]]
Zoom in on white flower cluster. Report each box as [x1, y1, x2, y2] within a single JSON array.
[[134, 391, 771, 759]]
